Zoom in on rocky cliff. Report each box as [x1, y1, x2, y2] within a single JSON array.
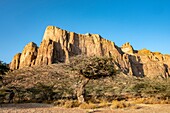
[[10, 26, 170, 78]]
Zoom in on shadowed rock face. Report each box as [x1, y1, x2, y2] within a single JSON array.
[[10, 26, 170, 78]]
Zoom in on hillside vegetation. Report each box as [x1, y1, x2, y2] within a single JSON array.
[[0, 56, 170, 108]]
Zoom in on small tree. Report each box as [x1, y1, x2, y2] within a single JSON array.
[[0, 60, 9, 75], [0, 61, 9, 85], [69, 56, 117, 103]]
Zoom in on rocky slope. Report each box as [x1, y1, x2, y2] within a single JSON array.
[[10, 26, 170, 78]]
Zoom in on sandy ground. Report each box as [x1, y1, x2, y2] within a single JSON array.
[[0, 103, 170, 113]]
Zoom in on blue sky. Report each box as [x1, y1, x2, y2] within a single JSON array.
[[0, 0, 170, 63]]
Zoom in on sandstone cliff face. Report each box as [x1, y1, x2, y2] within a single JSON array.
[[35, 39, 55, 65], [10, 42, 38, 69], [10, 26, 170, 78], [38, 26, 123, 64], [19, 42, 38, 68], [10, 53, 21, 70], [126, 48, 170, 78]]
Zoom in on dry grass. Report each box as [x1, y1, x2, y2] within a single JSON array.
[[54, 100, 80, 108], [131, 97, 170, 104], [64, 100, 80, 108], [132, 98, 146, 104], [98, 100, 110, 108]]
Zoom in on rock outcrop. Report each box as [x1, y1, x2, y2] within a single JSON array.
[[135, 49, 170, 78], [10, 53, 21, 70], [121, 42, 134, 54], [19, 42, 38, 68], [10, 26, 170, 78], [10, 42, 38, 70]]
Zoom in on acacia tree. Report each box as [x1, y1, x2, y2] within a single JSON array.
[[69, 56, 117, 103]]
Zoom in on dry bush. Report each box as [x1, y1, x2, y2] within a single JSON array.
[[132, 98, 146, 104], [144, 98, 159, 104], [111, 100, 131, 109], [79, 102, 98, 109], [64, 100, 80, 108], [98, 100, 110, 108], [54, 100, 80, 108], [54, 100, 66, 107]]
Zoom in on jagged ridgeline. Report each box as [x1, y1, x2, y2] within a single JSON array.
[[10, 26, 170, 78]]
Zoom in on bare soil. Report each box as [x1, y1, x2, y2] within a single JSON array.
[[0, 103, 170, 113]]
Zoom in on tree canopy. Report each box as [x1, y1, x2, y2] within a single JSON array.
[[79, 57, 116, 79], [70, 56, 117, 79]]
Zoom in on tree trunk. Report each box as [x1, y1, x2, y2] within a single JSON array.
[[76, 78, 89, 103]]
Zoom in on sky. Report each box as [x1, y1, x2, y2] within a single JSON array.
[[0, 0, 170, 63]]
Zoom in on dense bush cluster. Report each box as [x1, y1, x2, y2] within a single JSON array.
[[130, 78, 170, 99]]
